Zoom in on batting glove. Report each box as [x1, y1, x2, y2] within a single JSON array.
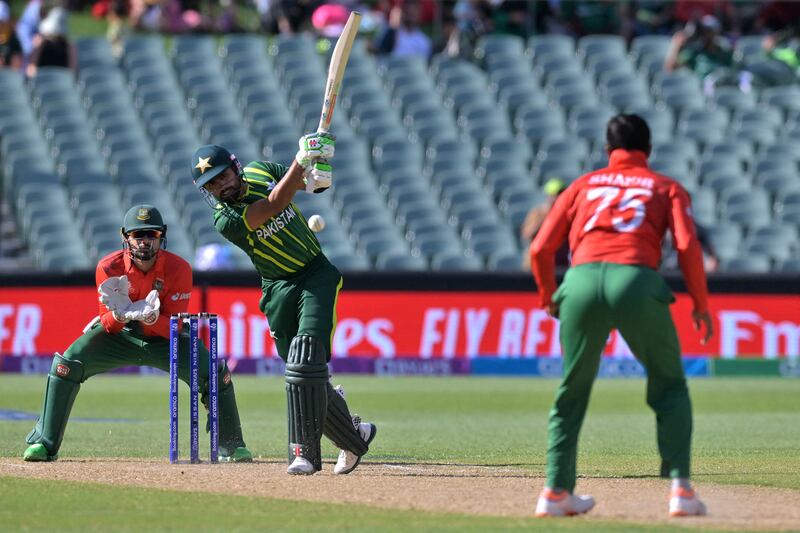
[[304, 159, 332, 193], [295, 132, 335, 167]]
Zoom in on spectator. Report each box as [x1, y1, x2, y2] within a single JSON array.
[[16, 0, 48, 62], [443, 0, 493, 58], [0, 1, 23, 70], [674, 0, 733, 28], [311, 2, 350, 38], [104, 0, 131, 58], [520, 178, 570, 270], [374, 0, 432, 58], [560, 0, 629, 38], [664, 15, 734, 79], [130, 0, 192, 34], [260, 0, 320, 35], [26, 7, 77, 78], [632, 0, 676, 36]]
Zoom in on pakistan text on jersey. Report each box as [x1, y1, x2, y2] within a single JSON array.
[[254, 205, 297, 240], [588, 174, 655, 189]]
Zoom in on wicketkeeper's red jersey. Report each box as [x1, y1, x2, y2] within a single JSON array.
[[96, 250, 193, 339], [530, 149, 709, 313]]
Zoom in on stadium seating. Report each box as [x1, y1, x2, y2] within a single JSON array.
[[1, 31, 798, 274]]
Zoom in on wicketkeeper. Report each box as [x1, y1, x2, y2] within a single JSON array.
[[190, 133, 377, 475], [23, 205, 252, 462], [530, 114, 713, 517]]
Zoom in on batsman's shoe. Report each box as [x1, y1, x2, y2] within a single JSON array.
[[669, 487, 707, 517], [535, 488, 595, 517], [333, 417, 377, 475], [219, 446, 253, 463], [23, 443, 57, 462], [287, 456, 316, 475]]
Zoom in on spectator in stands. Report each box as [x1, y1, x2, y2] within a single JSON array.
[[25, 7, 77, 78], [443, 0, 493, 59], [373, 0, 432, 58], [632, 1, 676, 36], [260, 0, 320, 35], [102, 0, 131, 57], [664, 15, 734, 80], [0, 1, 23, 70], [16, 0, 49, 63], [559, 0, 630, 38], [130, 0, 192, 33], [520, 178, 570, 270], [673, 0, 734, 28]]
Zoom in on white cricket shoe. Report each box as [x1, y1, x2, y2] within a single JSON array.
[[535, 488, 595, 517], [287, 456, 316, 475], [333, 418, 377, 475], [669, 487, 707, 517]]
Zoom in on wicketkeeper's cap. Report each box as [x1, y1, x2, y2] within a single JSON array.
[[191, 144, 237, 189], [122, 204, 166, 233]]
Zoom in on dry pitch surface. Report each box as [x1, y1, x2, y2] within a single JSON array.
[[2, 459, 799, 531]]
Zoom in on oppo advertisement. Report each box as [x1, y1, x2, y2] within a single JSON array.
[[1, 287, 798, 365]]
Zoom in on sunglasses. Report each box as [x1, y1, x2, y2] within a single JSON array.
[[129, 230, 162, 239]]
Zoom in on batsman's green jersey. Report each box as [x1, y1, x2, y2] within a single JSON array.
[[214, 161, 322, 279]]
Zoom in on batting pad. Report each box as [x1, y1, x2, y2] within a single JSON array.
[[285, 336, 328, 470]]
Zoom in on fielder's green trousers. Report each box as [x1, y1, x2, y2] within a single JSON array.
[[547, 262, 692, 492], [259, 253, 342, 362]]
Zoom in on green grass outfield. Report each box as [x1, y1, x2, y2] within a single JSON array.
[[1, 375, 798, 531]]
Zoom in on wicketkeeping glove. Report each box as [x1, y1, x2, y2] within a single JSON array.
[[304, 159, 332, 193], [122, 290, 160, 325], [295, 132, 335, 167], [98, 275, 132, 313]]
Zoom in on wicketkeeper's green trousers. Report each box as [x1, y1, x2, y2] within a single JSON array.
[[546, 262, 693, 492]]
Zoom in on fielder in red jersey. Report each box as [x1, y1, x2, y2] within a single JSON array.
[[530, 115, 712, 518], [23, 205, 250, 463]]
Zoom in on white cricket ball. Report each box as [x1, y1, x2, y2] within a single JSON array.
[[308, 214, 325, 232]]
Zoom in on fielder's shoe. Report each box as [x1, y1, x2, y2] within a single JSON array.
[[219, 446, 253, 463], [535, 488, 595, 517], [333, 417, 377, 475], [287, 456, 316, 475], [23, 443, 57, 462], [669, 487, 707, 517]]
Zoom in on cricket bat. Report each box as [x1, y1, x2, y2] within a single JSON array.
[[317, 11, 361, 134]]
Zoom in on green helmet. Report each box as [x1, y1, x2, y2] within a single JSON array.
[[120, 205, 167, 261], [191, 144, 242, 189], [121, 204, 166, 233]]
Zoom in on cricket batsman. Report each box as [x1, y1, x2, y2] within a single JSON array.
[[190, 133, 376, 476], [530, 114, 713, 517], [23, 205, 252, 462]]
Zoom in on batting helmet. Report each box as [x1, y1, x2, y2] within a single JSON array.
[[121, 204, 166, 234], [191, 144, 242, 189]]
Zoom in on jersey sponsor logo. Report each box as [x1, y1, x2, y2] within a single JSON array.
[[56, 363, 70, 377], [255, 205, 297, 240], [170, 292, 191, 302], [588, 173, 654, 189]]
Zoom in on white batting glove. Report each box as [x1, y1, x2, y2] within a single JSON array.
[[98, 275, 132, 314], [123, 290, 160, 325], [304, 159, 332, 193], [295, 132, 335, 167]]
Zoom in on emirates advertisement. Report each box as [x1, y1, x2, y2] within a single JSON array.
[[0, 287, 798, 360]]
